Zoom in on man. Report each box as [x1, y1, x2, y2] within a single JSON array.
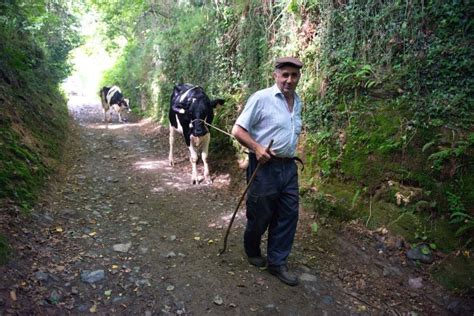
[[231, 56, 303, 286]]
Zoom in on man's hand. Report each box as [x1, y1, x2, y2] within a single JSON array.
[[255, 144, 274, 164], [232, 125, 274, 164]]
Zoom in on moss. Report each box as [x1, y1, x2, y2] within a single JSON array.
[[304, 177, 462, 251], [337, 106, 404, 186], [0, 80, 67, 209], [431, 255, 474, 294], [303, 181, 365, 221], [0, 127, 48, 204]]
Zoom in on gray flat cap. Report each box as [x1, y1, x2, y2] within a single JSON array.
[[275, 56, 303, 69]]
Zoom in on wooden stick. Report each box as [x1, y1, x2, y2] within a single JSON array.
[[218, 140, 273, 255]]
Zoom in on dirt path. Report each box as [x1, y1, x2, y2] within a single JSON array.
[[1, 97, 472, 315]]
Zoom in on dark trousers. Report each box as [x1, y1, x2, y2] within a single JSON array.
[[244, 153, 299, 267]]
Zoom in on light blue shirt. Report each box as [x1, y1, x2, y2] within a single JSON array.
[[235, 84, 303, 157]]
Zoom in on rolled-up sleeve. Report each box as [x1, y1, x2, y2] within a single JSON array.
[[235, 93, 260, 132]]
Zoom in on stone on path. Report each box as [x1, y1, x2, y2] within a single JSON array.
[[113, 242, 132, 253], [81, 270, 105, 283], [300, 273, 318, 282], [408, 277, 423, 289]]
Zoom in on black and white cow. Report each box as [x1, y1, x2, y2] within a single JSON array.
[[168, 83, 225, 184], [99, 86, 130, 123]]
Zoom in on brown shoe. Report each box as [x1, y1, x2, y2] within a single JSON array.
[[268, 265, 299, 286], [248, 256, 266, 267]]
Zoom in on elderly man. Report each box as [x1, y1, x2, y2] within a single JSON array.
[[231, 57, 303, 286]]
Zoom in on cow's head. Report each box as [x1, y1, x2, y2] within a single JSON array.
[[188, 97, 225, 137], [188, 97, 210, 137], [120, 98, 131, 113]]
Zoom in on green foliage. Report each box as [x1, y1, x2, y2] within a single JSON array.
[[0, 0, 79, 207], [447, 192, 474, 240], [310, 222, 318, 234], [0, 0, 82, 84], [299, 0, 474, 237], [332, 59, 376, 98]]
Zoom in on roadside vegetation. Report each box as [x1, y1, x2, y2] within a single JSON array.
[[1, 0, 472, 294], [0, 1, 81, 260]]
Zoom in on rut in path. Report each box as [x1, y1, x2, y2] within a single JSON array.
[[1, 97, 461, 315]]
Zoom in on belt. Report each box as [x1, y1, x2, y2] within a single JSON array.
[[271, 155, 305, 171], [271, 156, 293, 161], [248, 152, 305, 171]]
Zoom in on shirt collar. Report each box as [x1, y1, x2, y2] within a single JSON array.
[[271, 84, 300, 101], [271, 84, 283, 97]]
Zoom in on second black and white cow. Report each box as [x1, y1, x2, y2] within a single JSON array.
[[99, 86, 130, 123], [168, 84, 225, 184]]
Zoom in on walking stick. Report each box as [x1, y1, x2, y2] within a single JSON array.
[[218, 140, 273, 255]]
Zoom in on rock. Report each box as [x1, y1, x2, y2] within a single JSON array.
[[139, 247, 149, 254], [78, 304, 88, 312], [135, 279, 151, 287], [406, 244, 434, 264], [213, 295, 223, 306], [62, 209, 77, 217], [42, 214, 54, 222], [48, 290, 61, 304], [112, 296, 128, 303], [113, 242, 132, 253], [166, 251, 176, 258], [265, 304, 278, 311], [408, 277, 423, 289], [35, 271, 49, 281], [175, 301, 186, 314], [81, 270, 105, 283], [322, 296, 334, 305], [175, 301, 185, 310], [299, 273, 318, 282], [382, 266, 402, 277], [446, 298, 474, 315]]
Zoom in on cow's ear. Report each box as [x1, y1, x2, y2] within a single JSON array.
[[124, 98, 130, 106], [173, 102, 188, 114], [211, 98, 225, 108]]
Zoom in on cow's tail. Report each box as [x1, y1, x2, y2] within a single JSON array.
[[99, 87, 107, 100]]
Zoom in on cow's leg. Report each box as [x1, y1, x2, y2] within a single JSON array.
[[201, 134, 212, 184], [189, 145, 199, 185], [169, 127, 175, 166]]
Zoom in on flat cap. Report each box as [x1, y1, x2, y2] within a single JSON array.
[[275, 56, 303, 69]]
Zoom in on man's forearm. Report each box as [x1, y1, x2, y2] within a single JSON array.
[[231, 124, 273, 162], [231, 125, 259, 152]]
